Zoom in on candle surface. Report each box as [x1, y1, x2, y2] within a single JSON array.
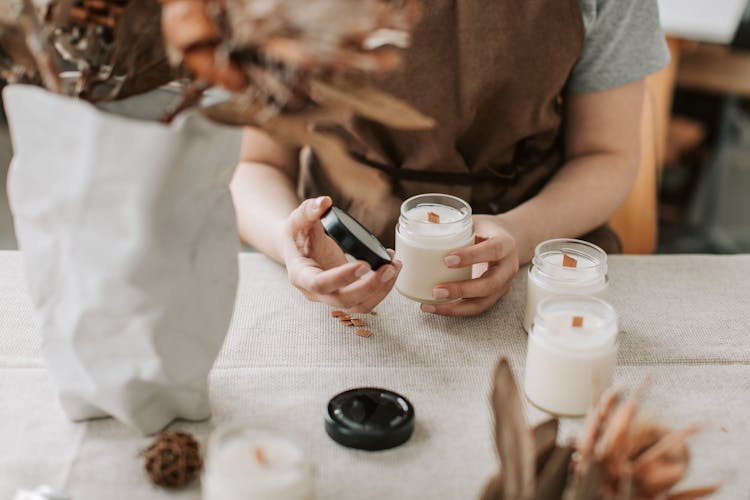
[[401, 204, 467, 242], [536, 311, 615, 351], [203, 428, 314, 500]]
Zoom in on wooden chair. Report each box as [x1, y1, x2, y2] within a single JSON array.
[[609, 38, 681, 254]]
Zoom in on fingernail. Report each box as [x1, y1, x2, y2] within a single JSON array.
[[444, 255, 461, 267], [313, 196, 325, 209], [380, 266, 396, 282], [421, 304, 436, 313], [355, 264, 370, 278], [432, 287, 449, 299]]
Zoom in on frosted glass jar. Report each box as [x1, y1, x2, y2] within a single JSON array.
[[203, 424, 314, 500], [523, 239, 608, 333], [524, 296, 618, 417], [395, 194, 474, 303]]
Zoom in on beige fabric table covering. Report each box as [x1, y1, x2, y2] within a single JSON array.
[[1, 251, 749, 499]]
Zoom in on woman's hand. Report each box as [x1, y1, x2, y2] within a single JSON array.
[[421, 214, 520, 317], [282, 196, 402, 312]]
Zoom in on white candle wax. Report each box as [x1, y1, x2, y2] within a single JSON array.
[[524, 296, 618, 417], [395, 194, 474, 303], [523, 239, 608, 333], [203, 426, 314, 500]]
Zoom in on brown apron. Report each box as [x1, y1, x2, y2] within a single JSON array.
[[298, 0, 621, 253]]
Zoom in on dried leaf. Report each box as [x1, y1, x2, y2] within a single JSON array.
[[479, 473, 503, 500], [666, 485, 721, 500], [598, 383, 649, 462], [491, 359, 536, 500], [635, 460, 689, 496], [633, 425, 699, 474], [535, 446, 573, 500], [310, 78, 434, 130], [13, 0, 61, 91], [563, 461, 605, 500], [103, 0, 172, 100], [625, 420, 669, 460], [533, 419, 559, 473], [577, 388, 621, 464]]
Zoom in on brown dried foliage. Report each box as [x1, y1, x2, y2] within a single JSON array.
[[160, 0, 434, 157], [0, 0, 172, 100], [481, 359, 720, 500]]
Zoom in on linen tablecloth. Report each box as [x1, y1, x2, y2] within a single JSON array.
[[1, 251, 749, 499]]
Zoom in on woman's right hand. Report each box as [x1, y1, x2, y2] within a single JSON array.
[[281, 196, 402, 313]]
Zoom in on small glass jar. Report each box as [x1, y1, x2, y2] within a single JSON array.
[[523, 238, 608, 333], [202, 423, 314, 500], [524, 295, 619, 417], [395, 194, 474, 303]]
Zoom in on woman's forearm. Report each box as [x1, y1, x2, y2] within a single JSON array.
[[496, 80, 645, 264], [496, 150, 639, 264], [230, 161, 300, 263]]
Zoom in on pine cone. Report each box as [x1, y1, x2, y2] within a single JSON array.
[[141, 431, 203, 489]]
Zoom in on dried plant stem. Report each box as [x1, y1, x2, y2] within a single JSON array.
[[161, 81, 210, 123], [16, 0, 62, 92]]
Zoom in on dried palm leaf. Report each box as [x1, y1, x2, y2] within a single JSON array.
[[480, 359, 537, 500]]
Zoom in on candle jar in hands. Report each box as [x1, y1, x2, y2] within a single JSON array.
[[202, 423, 314, 500], [524, 295, 618, 417], [523, 238, 608, 333], [395, 194, 474, 303]]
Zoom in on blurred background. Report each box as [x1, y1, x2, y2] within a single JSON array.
[[1, 0, 750, 254]]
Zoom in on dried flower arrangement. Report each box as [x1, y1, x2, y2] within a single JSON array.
[[481, 359, 720, 500], [2, 0, 433, 171], [0, 0, 171, 100], [159, 0, 435, 170]]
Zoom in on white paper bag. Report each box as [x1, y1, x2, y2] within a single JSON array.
[[3, 84, 242, 434]]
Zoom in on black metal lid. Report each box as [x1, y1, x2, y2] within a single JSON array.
[[320, 206, 392, 270], [325, 387, 415, 451]]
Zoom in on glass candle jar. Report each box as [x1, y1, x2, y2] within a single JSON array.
[[523, 238, 608, 333], [202, 423, 314, 500], [524, 295, 618, 417], [395, 194, 474, 303]]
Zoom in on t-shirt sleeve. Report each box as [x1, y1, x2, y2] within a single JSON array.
[[568, 0, 671, 92]]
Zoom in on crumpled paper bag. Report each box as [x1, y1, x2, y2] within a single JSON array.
[[3, 84, 242, 434]]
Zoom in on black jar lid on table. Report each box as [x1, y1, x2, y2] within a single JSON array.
[[325, 387, 415, 451]]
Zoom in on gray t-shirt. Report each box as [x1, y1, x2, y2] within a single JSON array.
[[570, 0, 670, 92]]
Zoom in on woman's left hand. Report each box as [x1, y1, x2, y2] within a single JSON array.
[[421, 215, 520, 317]]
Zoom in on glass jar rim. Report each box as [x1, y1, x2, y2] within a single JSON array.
[[531, 238, 607, 284], [399, 193, 472, 226]]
